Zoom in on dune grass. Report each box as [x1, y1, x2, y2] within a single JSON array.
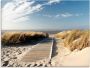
[[55, 30, 90, 51], [1, 32, 49, 45]]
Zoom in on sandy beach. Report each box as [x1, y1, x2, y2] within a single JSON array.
[[1, 38, 90, 67], [1, 45, 33, 67], [1, 0, 89, 67], [1, 31, 90, 67]]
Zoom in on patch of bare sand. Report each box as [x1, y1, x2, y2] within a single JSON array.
[[61, 47, 90, 66], [51, 39, 71, 66], [51, 39, 90, 66]]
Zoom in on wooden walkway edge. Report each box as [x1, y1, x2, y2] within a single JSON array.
[[19, 38, 54, 63]]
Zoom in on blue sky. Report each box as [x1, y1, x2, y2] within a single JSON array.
[[1, 0, 89, 30]]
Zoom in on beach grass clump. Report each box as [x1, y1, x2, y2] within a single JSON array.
[[55, 30, 90, 51], [1, 32, 49, 45]]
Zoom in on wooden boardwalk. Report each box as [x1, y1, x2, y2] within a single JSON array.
[[20, 38, 53, 63]]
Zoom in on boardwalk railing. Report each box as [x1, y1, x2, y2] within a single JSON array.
[[49, 38, 54, 60]]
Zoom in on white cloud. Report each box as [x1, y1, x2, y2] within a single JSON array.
[[38, 13, 80, 19], [55, 14, 60, 18], [48, 0, 61, 4], [37, 14, 53, 18], [2, 0, 43, 30], [61, 13, 73, 18], [2, 0, 61, 30], [75, 14, 80, 16], [42, 0, 61, 5], [60, 13, 80, 18], [43, 14, 53, 18]]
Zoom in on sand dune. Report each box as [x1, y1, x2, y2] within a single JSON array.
[[2, 32, 49, 45], [51, 39, 90, 66], [1, 30, 90, 67], [61, 47, 90, 66], [55, 30, 90, 51]]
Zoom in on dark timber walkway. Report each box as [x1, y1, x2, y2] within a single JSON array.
[[20, 38, 53, 63]]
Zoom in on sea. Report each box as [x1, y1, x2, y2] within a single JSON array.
[[1, 30, 64, 34], [1, 29, 86, 34]]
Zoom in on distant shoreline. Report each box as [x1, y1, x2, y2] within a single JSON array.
[[1, 29, 89, 34]]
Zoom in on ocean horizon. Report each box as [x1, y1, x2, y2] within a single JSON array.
[[1, 28, 89, 34]]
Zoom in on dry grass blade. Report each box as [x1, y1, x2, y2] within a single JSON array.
[[55, 30, 90, 51]]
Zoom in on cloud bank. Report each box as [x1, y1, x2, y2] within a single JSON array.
[[2, 0, 61, 30], [38, 13, 80, 18]]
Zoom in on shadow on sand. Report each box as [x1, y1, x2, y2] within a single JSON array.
[[51, 38, 58, 58], [1, 38, 46, 47], [1, 38, 51, 48]]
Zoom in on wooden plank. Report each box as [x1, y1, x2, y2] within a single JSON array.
[[20, 38, 53, 63]]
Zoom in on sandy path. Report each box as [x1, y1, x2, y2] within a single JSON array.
[[51, 38, 90, 66]]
